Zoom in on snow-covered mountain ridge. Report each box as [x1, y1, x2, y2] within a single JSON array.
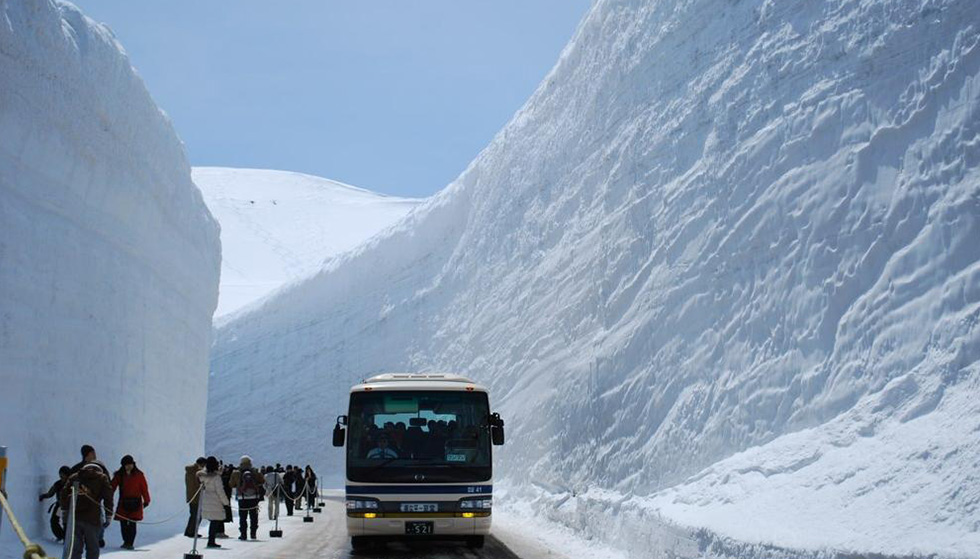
[[0, 0, 220, 553], [193, 167, 421, 319], [209, 0, 980, 556]]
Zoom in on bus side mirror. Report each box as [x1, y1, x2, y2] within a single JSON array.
[[332, 415, 347, 447], [490, 413, 505, 446]]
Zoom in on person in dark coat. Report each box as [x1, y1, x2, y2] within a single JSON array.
[[184, 457, 206, 538], [110, 456, 151, 550], [60, 462, 114, 559], [292, 467, 305, 510], [304, 466, 318, 506], [281, 466, 295, 516], [39, 466, 71, 541], [229, 456, 265, 540], [69, 444, 111, 548], [218, 463, 234, 538]]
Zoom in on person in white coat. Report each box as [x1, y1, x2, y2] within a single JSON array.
[[197, 457, 230, 549], [263, 466, 283, 521]]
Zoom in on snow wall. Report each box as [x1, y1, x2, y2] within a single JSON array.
[[209, 0, 980, 556], [0, 0, 220, 552]]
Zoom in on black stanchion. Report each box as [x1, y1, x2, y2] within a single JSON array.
[[303, 496, 314, 523], [184, 490, 204, 559], [269, 485, 283, 538]]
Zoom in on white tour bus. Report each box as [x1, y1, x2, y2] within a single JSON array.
[[332, 373, 505, 551]]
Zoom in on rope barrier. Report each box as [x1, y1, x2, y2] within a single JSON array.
[[81, 485, 201, 525], [0, 488, 53, 559]]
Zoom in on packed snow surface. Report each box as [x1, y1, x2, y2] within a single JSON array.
[[0, 0, 220, 555], [192, 167, 420, 319], [209, 0, 980, 557]]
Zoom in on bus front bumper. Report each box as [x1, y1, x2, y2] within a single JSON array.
[[347, 515, 492, 537]]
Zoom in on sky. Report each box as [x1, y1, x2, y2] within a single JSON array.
[[71, 0, 593, 198]]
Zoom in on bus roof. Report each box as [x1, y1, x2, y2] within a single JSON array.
[[351, 373, 488, 393]]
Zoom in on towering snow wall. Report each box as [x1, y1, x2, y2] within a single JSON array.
[[192, 167, 421, 319], [0, 0, 220, 551], [209, 0, 980, 555]]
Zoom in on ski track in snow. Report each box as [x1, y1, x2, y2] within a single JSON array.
[[209, 0, 980, 557]]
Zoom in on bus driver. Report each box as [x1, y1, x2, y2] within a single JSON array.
[[367, 436, 398, 459]]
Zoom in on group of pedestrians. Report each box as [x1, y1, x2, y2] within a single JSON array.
[[184, 456, 319, 549], [38, 445, 151, 559], [39, 446, 320, 558]]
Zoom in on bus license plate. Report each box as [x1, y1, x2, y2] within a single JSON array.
[[405, 521, 434, 535], [400, 503, 438, 513]]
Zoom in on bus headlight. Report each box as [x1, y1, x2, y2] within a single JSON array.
[[459, 498, 492, 510], [346, 499, 380, 511]]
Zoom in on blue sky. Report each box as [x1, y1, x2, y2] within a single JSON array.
[[72, 1, 592, 198]]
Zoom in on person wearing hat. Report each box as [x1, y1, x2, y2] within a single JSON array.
[[110, 455, 151, 549], [229, 455, 265, 540]]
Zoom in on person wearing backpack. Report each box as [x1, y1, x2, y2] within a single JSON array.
[[60, 462, 114, 559], [110, 455, 151, 550], [229, 456, 265, 540]]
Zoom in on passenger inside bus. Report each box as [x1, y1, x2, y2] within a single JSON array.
[[366, 435, 398, 459]]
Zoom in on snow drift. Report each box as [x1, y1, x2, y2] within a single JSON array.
[[192, 167, 420, 319], [209, 0, 980, 556], [0, 0, 220, 552]]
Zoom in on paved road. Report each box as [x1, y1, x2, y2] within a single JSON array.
[[103, 493, 521, 559], [306, 494, 520, 559]]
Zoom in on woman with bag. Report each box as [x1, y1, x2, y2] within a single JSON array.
[[197, 456, 230, 548], [110, 455, 151, 550]]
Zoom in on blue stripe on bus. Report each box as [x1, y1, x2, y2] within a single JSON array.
[[346, 485, 492, 495]]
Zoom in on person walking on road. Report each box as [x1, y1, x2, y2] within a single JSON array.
[[39, 465, 71, 541], [229, 455, 265, 540], [304, 466, 318, 506], [217, 463, 233, 538], [184, 457, 206, 538], [293, 466, 305, 511], [110, 455, 150, 550], [281, 466, 295, 516], [70, 445, 111, 548], [263, 466, 283, 521], [60, 462, 114, 559], [197, 457, 230, 549]]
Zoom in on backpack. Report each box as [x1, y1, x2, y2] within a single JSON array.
[[239, 469, 259, 500]]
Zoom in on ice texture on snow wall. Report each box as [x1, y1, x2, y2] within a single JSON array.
[[209, 0, 980, 556], [0, 0, 220, 552]]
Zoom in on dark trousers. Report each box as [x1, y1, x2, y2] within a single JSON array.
[[207, 520, 222, 545], [238, 499, 259, 538], [119, 520, 137, 547], [50, 507, 66, 540], [283, 494, 294, 516], [184, 502, 199, 537], [69, 521, 101, 559]]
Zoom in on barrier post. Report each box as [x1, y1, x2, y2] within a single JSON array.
[[0, 446, 7, 535], [184, 486, 204, 559], [269, 484, 282, 538], [63, 482, 78, 559], [302, 480, 313, 523]]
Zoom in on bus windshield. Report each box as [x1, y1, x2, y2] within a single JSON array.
[[346, 390, 492, 483]]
